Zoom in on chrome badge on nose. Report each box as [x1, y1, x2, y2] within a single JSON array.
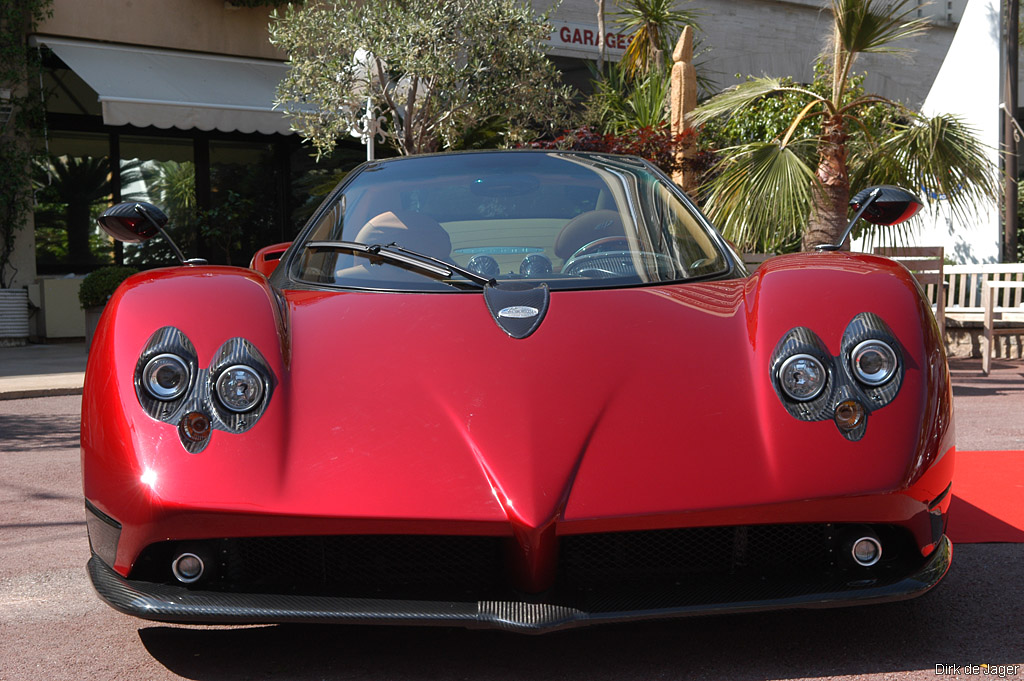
[[484, 283, 550, 339], [498, 306, 539, 319]]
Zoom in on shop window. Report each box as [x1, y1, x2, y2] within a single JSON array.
[[208, 141, 282, 266], [120, 136, 195, 268], [33, 132, 115, 273]]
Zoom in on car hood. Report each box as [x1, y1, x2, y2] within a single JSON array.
[[268, 268, 935, 529]]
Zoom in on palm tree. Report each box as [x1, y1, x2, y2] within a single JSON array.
[[692, 0, 997, 252], [615, 0, 699, 79]]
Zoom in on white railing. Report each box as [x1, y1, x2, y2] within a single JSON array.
[[943, 264, 1024, 322]]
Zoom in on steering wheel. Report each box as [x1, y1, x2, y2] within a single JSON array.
[[561, 237, 634, 278]]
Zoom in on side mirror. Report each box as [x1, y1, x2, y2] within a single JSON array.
[[817, 185, 923, 252], [97, 202, 167, 243], [97, 202, 205, 266], [849, 185, 923, 226]]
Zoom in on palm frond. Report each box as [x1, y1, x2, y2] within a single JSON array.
[[690, 78, 801, 125], [700, 140, 819, 253], [619, 24, 655, 78], [849, 112, 997, 247], [832, 0, 929, 55]]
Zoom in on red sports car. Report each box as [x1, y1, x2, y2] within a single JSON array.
[[82, 151, 953, 632]]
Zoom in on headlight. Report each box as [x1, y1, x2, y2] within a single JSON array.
[[850, 340, 897, 386], [141, 353, 190, 400], [778, 354, 827, 401], [214, 365, 264, 412]]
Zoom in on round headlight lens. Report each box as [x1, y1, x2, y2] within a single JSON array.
[[142, 353, 189, 400], [778, 354, 827, 401], [851, 340, 897, 386], [215, 365, 264, 412]]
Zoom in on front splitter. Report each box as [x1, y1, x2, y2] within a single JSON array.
[[88, 536, 951, 634]]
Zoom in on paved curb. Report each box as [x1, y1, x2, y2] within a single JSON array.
[[0, 387, 83, 401], [0, 342, 88, 401]]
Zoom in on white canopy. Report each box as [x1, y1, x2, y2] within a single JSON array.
[[35, 36, 294, 136]]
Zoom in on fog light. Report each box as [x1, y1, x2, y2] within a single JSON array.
[[172, 552, 205, 583], [180, 411, 211, 443], [851, 536, 882, 566], [834, 399, 866, 431]]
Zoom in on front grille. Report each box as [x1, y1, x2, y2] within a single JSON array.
[[560, 524, 836, 587], [222, 535, 503, 598]]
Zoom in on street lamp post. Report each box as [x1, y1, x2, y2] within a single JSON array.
[[1002, 0, 1019, 262], [353, 95, 385, 162]]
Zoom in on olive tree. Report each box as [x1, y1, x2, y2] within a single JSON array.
[[270, 0, 571, 157]]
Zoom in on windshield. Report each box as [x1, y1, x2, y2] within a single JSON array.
[[291, 151, 730, 291]]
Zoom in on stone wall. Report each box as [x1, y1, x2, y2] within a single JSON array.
[[946, 324, 1024, 360]]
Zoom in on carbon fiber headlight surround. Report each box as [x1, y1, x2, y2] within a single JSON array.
[[840, 313, 904, 408], [134, 327, 199, 420], [771, 313, 903, 441], [769, 327, 834, 422], [135, 327, 275, 452]]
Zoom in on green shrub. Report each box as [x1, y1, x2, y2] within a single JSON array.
[[78, 266, 138, 309]]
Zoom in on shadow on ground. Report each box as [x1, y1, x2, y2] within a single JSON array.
[[0, 413, 80, 452]]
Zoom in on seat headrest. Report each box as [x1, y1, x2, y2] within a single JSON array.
[[354, 211, 451, 260]]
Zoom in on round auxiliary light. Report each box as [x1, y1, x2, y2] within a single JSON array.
[[215, 365, 264, 413], [851, 536, 882, 567], [172, 552, 205, 583], [834, 399, 866, 432], [851, 339, 898, 386], [778, 354, 827, 401], [141, 353, 189, 400], [180, 411, 211, 443]]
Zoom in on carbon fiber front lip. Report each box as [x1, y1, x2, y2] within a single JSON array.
[[88, 536, 951, 633]]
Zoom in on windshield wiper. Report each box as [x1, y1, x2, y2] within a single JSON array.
[[305, 240, 496, 288]]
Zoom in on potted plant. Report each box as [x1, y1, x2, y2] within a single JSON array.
[[79, 265, 137, 348]]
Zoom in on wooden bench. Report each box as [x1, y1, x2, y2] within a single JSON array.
[[873, 247, 945, 332], [741, 253, 775, 268], [982, 280, 1024, 375]]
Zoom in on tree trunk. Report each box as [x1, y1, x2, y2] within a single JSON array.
[[596, 0, 606, 76], [803, 114, 850, 250], [652, 47, 664, 74]]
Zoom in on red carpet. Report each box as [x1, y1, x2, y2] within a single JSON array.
[[947, 450, 1024, 543]]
